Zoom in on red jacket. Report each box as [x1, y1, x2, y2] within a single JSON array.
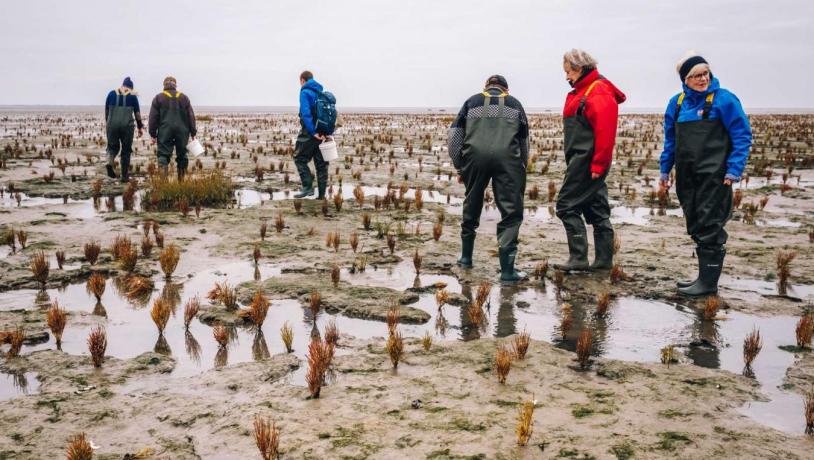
[[563, 69, 626, 176]]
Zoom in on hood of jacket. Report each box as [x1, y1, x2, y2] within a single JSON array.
[[301, 79, 323, 93], [681, 76, 721, 102], [573, 69, 626, 104]]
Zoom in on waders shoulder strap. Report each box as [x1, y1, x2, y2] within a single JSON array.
[[674, 92, 686, 121], [162, 91, 181, 99], [481, 91, 507, 117], [576, 80, 602, 116], [702, 92, 715, 120]]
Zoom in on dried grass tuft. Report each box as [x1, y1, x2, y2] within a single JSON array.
[[515, 399, 535, 446], [280, 321, 294, 353], [703, 296, 721, 321], [87, 326, 107, 367], [422, 331, 432, 351], [239, 289, 270, 327], [576, 328, 593, 369], [595, 291, 611, 317], [126, 275, 154, 301], [184, 297, 200, 329], [776, 250, 797, 296], [412, 250, 422, 274], [512, 329, 530, 360], [386, 328, 404, 368], [253, 415, 281, 460], [213, 323, 229, 348], [386, 304, 400, 334], [29, 250, 49, 289], [743, 327, 762, 373], [65, 432, 93, 460], [159, 244, 180, 278], [150, 298, 171, 333], [796, 313, 813, 349], [47, 300, 67, 349], [495, 345, 512, 384]]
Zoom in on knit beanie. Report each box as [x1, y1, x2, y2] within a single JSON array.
[[163, 76, 177, 90], [122, 77, 134, 89], [678, 56, 708, 83]]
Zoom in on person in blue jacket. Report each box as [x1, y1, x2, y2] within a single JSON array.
[[659, 53, 752, 296], [104, 77, 143, 182], [294, 70, 329, 199]]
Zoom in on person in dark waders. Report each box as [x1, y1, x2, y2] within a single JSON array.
[[148, 76, 197, 179], [294, 70, 329, 199], [554, 49, 626, 272], [448, 75, 530, 284], [104, 77, 144, 183], [660, 53, 752, 296]]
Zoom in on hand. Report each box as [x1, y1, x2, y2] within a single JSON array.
[[191, 135, 196, 141], [457, 175, 463, 184], [151, 137, 157, 145], [315, 133, 326, 141], [659, 179, 671, 191], [723, 179, 733, 186], [591, 172, 601, 180], [137, 128, 143, 138]]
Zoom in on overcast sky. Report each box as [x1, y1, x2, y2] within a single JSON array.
[[1, 0, 812, 109]]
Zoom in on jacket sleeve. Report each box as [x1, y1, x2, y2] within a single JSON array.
[[659, 97, 677, 181], [584, 88, 619, 176], [183, 95, 197, 137], [517, 101, 530, 167], [299, 90, 316, 136], [132, 95, 144, 130], [447, 101, 468, 171], [148, 95, 160, 138], [104, 91, 114, 124], [718, 92, 752, 181]]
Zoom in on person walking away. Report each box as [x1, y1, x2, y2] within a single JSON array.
[[660, 53, 752, 296], [294, 70, 337, 199], [554, 49, 626, 272], [448, 75, 530, 284], [105, 77, 143, 182], [148, 76, 197, 180]]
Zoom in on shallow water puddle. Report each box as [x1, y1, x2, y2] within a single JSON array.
[[0, 190, 142, 218], [722, 276, 814, 302], [235, 184, 463, 209], [0, 261, 809, 433], [0, 371, 40, 400]]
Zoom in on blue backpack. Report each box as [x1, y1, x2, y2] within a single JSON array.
[[305, 88, 337, 135]]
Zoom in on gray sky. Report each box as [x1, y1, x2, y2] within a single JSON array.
[[1, 0, 812, 109]]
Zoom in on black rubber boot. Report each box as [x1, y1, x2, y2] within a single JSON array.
[[316, 182, 326, 200], [678, 247, 725, 296], [119, 160, 130, 183], [499, 248, 527, 284], [457, 236, 474, 268], [295, 187, 314, 199], [106, 164, 117, 179], [589, 229, 614, 270], [677, 248, 700, 288], [554, 218, 590, 272]]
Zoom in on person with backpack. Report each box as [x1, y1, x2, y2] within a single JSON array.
[[148, 76, 197, 180], [104, 77, 143, 183], [448, 75, 530, 284], [553, 49, 626, 273], [294, 70, 337, 199], [659, 53, 752, 296]]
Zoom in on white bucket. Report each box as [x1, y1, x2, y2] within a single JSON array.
[[319, 138, 339, 162], [187, 138, 205, 157]]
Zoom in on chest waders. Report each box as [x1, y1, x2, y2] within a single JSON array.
[[674, 92, 732, 296], [554, 80, 614, 272], [106, 89, 135, 181], [458, 91, 527, 284], [156, 91, 190, 177], [293, 114, 328, 199]]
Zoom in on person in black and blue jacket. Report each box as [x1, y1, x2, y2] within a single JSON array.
[[104, 77, 143, 182], [448, 75, 530, 284], [659, 53, 752, 296], [294, 70, 329, 199]]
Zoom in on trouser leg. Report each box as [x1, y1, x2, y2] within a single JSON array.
[[119, 127, 134, 181], [174, 131, 189, 172], [582, 180, 613, 269], [294, 135, 318, 192], [460, 154, 491, 242], [491, 158, 525, 253], [314, 149, 329, 198]]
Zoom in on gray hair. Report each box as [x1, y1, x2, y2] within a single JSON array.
[[563, 49, 598, 71]]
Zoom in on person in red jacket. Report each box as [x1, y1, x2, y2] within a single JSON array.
[[554, 49, 626, 272]]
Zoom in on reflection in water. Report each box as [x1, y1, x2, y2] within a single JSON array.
[[185, 330, 201, 365], [214, 347, 228, 369], [252, 331, 270, 361], [161, 283, 183, 314], [435, 310, 448, 337], [495, 285, 518, 338], [11, 371, 28, 393], [154, 334, 172, 356], [92, 301, 107, 317], [687, 315, 721, 369]]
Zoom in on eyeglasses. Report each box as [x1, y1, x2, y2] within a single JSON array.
[[688, 71, 710, 81]]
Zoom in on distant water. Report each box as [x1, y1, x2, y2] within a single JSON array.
[[0, 105, 811, 115]]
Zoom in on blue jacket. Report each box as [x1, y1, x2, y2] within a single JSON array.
[[299, 79, 323, 136], [659, 77, 752, 181]]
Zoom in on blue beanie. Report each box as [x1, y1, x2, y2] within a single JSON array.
[[122, 77, 134, 89]]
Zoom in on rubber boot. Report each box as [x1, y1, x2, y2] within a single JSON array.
[[316, 182, 326, 200], [678, 247, 725, 296], [295, 187, 314, 199], [457, 236, 474, 268], [119, 162, 130, 183], [589, 229, 614, 271], [499, 248, 527, 284], [106, 163, 117, 179], [677, 248, 700, 288], [553, 225, 589, 271]]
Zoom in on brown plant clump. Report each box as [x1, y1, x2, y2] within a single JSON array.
[[776, 250, 797, 296], [280, 321, 294, 353], [86, 272, 106, 301], [576, 328, 593, 369], [495, 345, 512, 384], [560, 303, 573, 339], [516, 399, 535, 446], [610, 263, 631, 284], [432, 222, 443, 241], [703, 296, 721, 321], [305, 337, 334, 398], [260, 221, 268, 241], [386, 328, 404, 368], [805, 389, 814, 435], [796, 313, 813, 349], [240, 289, 270, 327], [467, 302, 485, 328], [47, 300, 67, 349], [275, 213, 285, 233], [87, 326, 107, 367], [65, 433, 93, 460], [30, 250, 49, 289], [55, 250, 66, 270], [595, 291, 611, 317], [159, 244, 180, 278], [333, 192, 343, 212], [208, 281, 237, 310], [435, 288, 450, 309], [150, 298, 171, 333], [253, 244, 261, 264], [213, 323, 229, 348], [413, 250, 422, 274], [309, 290, 321, 321], [141, 237, 153, 257], [386, 232, 396, 254], [184, 297, 200, 329], [325, 319, 339, 345], [349, 231, 359, 252], [512, 329, 530, 360], [126, 275, 154, 301], [4, 328, 24, 358], [743, 327, 762, 374], [254, 415, 281, 460], [533, 260, 549, 280], [476, 281, 492, 308], [118, 244, 138, 272], [386, 304, 400, 334], [660, 345, 676, 368], [422, 331, 432, 351], [330, 264, 340, 287]]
